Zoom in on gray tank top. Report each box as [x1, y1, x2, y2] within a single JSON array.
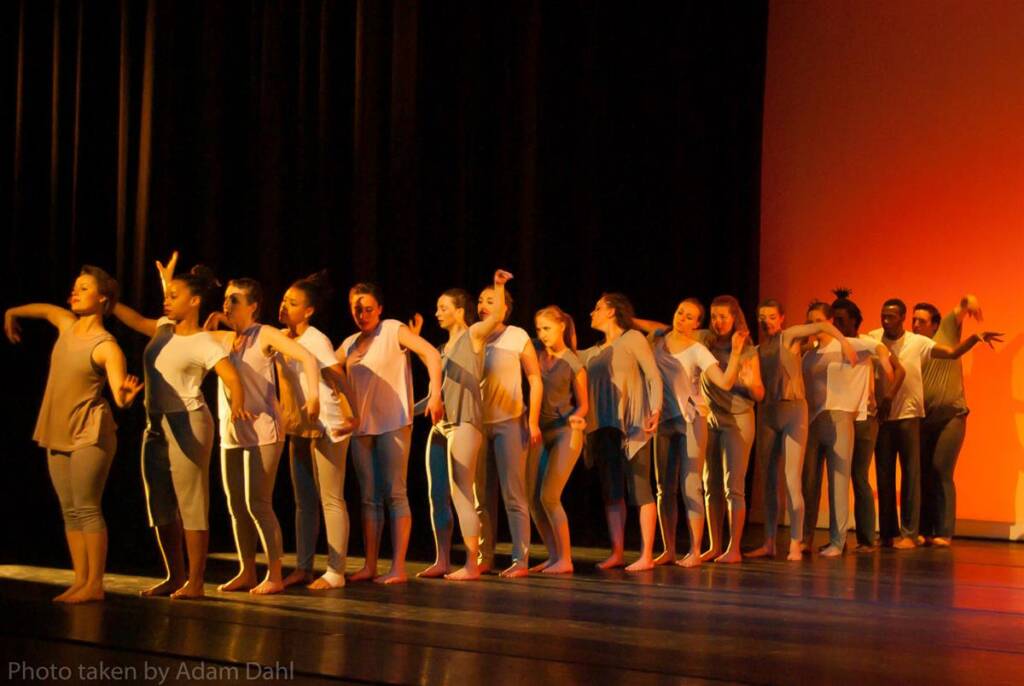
[[758, 333, 805, 403], [440, 330, 484, 428], [33, 327, 117, 452], [535, 341, 583, 430]]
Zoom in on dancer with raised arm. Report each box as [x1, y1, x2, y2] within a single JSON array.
[[6, 267, 143, 603], [338, 283, 442, 585], [113, 252, 251, 599]]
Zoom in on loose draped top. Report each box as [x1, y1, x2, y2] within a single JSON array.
[[341, 319, 414, 436], [651, 333, 718, 423], [440, 330, 484, 429], [579, 329, 662, 459], [217, 325, 281, 448], [144, 317, 227, 415], [277, 325, 347, 442], [922, 311, 968, 422], [34, 327, 117, 452], [758, 333, 806, 403], [535, 342, 584, 430], [695, 329, 758, 416], [481, 325, 531, 424]]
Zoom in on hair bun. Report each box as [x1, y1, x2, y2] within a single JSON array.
[[832, 286, 853, 299]]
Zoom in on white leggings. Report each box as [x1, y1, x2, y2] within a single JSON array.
[[426, 422, 483, 547], [289, 435, 350, 573]]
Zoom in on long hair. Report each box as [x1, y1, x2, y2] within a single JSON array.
[[535, 305, 577, 351], [599, 292, 635, 331], [710, 294, 748, 334]]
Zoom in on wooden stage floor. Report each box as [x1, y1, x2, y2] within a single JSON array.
[[2, 539, 1024, 685]]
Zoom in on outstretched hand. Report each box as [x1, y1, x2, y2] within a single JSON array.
[[493, 269, 514, 286], [408, 313, 424, 337], [978, 331, 1004, 348], [4, 312, 21, 344], [121, 375, 144, 406], [156, 251, 179, 290]]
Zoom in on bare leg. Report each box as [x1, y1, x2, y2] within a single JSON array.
[[677, 514, 705, 568], [625, 503, 657, 571], [141, 521, 186, 596], [64, 531, 107, 603], [445, 535, 481, 581], [349, 517, 383, 581], [715, 504, 745, 564], [251, 558, 285, 595], [375, 515, 411, 585], [218, 559, 257, 592], [54, 530, 88, 602], [171, 529, 208, 599], [598, 500, 627, 569]]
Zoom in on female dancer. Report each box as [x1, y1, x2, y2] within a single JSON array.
[[338, 283, 442, 585], [113, 252, 251, 599], [201, 278, 324, 594], [580, 293, 662, 571], [475, 287, 543, 578], [640, 299, 746, 567], [6, 266, 143, 603], [747, 299, 856, 561], [695, 296, 763, 563], [276, 271, 357, 589], [419, 270, 511, 581], [525, 306, 588, 574]]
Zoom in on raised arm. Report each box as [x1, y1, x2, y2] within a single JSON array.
[[469, 269, 512, 348], [260, 325, 321, 422], [92, 339, 143, 408], [397, 324, 443, 424], [931, 332, 1003, 359], [5, 303, 77, 342], [954, 293, 982, 325], [213, 358, 254, 422], [781, 322, 858, 364], [112, 302, 160, 338], [633, 317, 669, 336], [520, 342, 543, 446], [704, 332, 746, 391]]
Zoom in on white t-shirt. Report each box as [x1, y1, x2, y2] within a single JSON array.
[[147, 317, 228, 413], [481, 325, 531, 424], [340, 319, 414, 436], [217, 325, 282, 449], [280, 326, 346, 442], [653, 337, 718, 422], [803, 337, 877, 422], [867, 329, 936, 420]]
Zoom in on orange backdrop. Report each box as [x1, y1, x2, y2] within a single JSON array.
[[761, 0, 1024, 538]]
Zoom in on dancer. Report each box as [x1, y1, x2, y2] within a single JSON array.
[[747, 299, 857, 561], [338, 283, 443, 585], [202, 278, 324, 594], [580, 293, 662, 571], [420, 270, 511, 581], [275, 271, 357, 589], [6, 267, 143, 603], [868, 298, 1000, 548], [526, 306, 588, 574], [475, 287, 543, 578], [113, 253, 251, 599]]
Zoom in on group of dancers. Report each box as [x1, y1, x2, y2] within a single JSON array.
[[6, 252, 1002, 603]]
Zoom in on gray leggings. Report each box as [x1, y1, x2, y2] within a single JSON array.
[[426, 422, 484, 542], [703, 410, 755, 517], [802, 410, 856, 549], [756, 400, 808, 541], [920, 414, 966, 538], [526, 426, 583, 549], [142, 409, 215, 531], [476, 417, 531, 565], [875, 417, 921, 540], [592, 428, 654, 507], [47, 432, 116, 533], [221, 442, 285, 565], [289, 435, 350, 573], [351, 426, 413, 523], [851, 418, 879, 546], [654, 416, 708, 546]]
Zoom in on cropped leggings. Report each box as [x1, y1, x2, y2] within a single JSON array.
[[703, 410, 756, 519], [221, 442, 285, 566], [476, 417, 531, 565], [289, 434, 350, 573], [756, 400, 808, 542], [654, 415, 708, 544], [47, 430, 116, 533], [352, 426, 414, 524], [426, 421, 484, 543], [142, 409, 215, 531]]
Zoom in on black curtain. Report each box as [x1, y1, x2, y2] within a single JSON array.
[[2, 0, 768, 567]]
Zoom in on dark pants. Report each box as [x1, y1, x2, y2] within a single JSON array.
[[852, 418, 879, 546], [875, 418, 921, 540], [920, 414, 967, 538]]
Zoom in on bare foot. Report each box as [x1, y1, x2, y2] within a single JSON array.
[[217, 571, 257, 592], [853, 543, 877, 553], [170, 580, 205, 600], [250, 580, 285, 595], [64, 585, 104, 604], [542, 560, 574, 574], [529, 560, 553, 573], [746, 543, 775, 559], [676, 553, 702, 568], [786, 540, 803, 561], [499, 562, 529, 579], [714, 549, 743, 564], [416, 561, 451, 579], [282, 569, 315, 588], [799, 540, 811, 553], [700, 548, 722, 562], [932, 537, 952, 547], [597, 553, 625, 570], [477, 562, 493, 575], [444, 566, 480, 581], [819, 544, 843, 558], [347, 566, 377, 582], [373, 570, 408, 585], [53, 583, 85, 603], [625, 556, 655, 572], [140, 577, 186, 597], [653, 551, 676, 566], [915, 535, 927, 546], [893, 537, 916, 550]]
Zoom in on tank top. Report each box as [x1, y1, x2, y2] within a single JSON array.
[[341, 319, 414, 436], [33, 327, 117, 452], [440, 330, 484, 429], [652, 335, 717, 422], [536, 342, 584, 430], [481, 325, 531, 424], [218, 325, 281, 448], [758, 333, 805, 403]]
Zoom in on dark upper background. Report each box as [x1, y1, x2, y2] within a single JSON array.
[[1, 1, 767, 567]]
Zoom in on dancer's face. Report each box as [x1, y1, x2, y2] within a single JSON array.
[[590, 299, 614, 331], [435, 295, 463, 331], [278, 287, 313, 329], [672, 301, 702, 335], [709, 305, 735, 337], [535, 314, 565, 350], [350, 294, 382, 333], [832, 308, 857, 338], [911, 309, 938, 338], [881, 305, 904, 338], [758, 306, 784, 337], [164, 280, 199, 321], [223, 284, 258, 328], [477, 288, 498, 322], [806, 307, 830, 343], [68, 274, 106, 316]]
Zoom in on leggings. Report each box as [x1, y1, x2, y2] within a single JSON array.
[[526, 426, 583, 551], [351, 426, 413, 523], [591, 427, 654, 507], [703, 410, 755, 519], [289, 435, 349, 573], [920, 414, 967, 538], [476, 417, 531, 565], [851, 418, 879, 546], [142, 409, 215, 531], [875, 417, 922, 540], [654, 415, 708, 547], [47, 431, 116, 533], [756, 400, 808, 542], [426, 422, 484, 544], [221, 442, 285, 565], [802, 410, 856, 549]]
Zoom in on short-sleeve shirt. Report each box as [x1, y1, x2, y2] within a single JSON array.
[[802, 337, 877, 422], [341, 319, 414, 436], [278, 325, 346, 442], [535, 342, 584, 430], [481, 325, 531, 424], [651, 334, 718, 423], [867, 329, 936, 421], [144, 317, 228, 414], [218, 325, 282, 448]]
